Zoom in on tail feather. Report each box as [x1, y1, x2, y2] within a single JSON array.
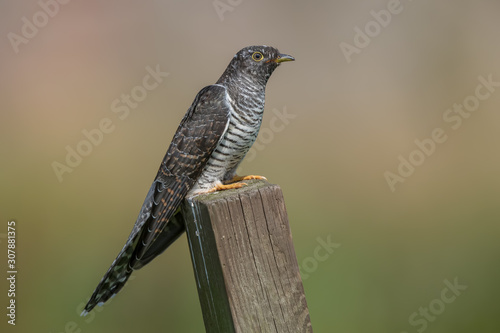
[[130, 210, 185, 270], [81, 236, 138, 316], [81, 210, 186, 316]]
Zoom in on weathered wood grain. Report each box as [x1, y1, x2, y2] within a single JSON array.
[[182, 180, 313, 333]]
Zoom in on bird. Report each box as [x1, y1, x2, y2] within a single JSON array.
[[81, 45, 294, 316]]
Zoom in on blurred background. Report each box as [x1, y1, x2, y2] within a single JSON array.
[[1, 0, 500, 332]]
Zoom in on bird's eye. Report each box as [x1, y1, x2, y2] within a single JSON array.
[[252, 52, 264, 62]]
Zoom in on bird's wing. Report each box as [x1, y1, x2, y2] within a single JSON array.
[[132, 84, 231, 261], [82, 85, 231, 314]]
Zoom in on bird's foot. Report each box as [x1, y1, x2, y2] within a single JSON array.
[[198, 176, 266, 195], [204, 182, 248, 194], [225, 175, 267, 184]]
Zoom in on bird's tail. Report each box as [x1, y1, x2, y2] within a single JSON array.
[[80, 237, 138, 316], [81, 210, 186, 316]]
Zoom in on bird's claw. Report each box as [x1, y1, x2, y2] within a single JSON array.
[[205, 182, 248, 194], [226, 175, 267, 183]]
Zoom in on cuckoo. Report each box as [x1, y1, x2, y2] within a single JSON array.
[[81, 45, 294, 315]]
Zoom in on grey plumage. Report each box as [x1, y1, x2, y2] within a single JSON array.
[[81, 45, 294, 316]]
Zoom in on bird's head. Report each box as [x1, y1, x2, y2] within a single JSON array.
[[217, 45, 294, 86]]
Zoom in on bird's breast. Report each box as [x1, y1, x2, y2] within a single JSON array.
[[189, 90, 265, 194]]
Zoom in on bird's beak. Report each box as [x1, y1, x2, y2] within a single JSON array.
[[272, 54, 295, 63]]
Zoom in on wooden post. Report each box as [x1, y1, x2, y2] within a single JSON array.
[[182, 180, 313, 333]]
